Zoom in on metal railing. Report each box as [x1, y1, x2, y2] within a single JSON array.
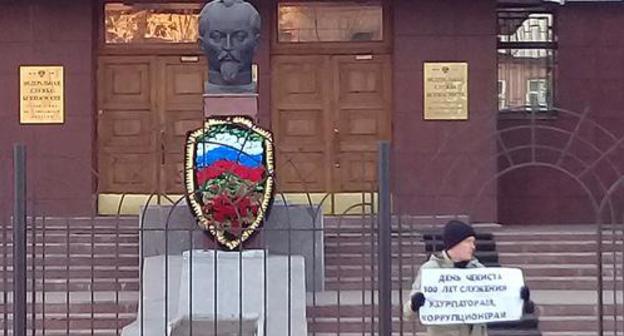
[[4, 105, 624, 335], [1, 142, 400, 336]]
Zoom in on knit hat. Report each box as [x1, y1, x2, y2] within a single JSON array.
[[443, 220, 476, 250]]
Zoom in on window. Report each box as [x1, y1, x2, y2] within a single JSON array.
[[498, 80, 506, 110], [277, 2, 383, 43], [526, 79, 548, 109], [104, 3, 201, 44], [497, 12, 555, 113]]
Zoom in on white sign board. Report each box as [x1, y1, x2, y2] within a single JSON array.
[[419, 267, 525, 325]]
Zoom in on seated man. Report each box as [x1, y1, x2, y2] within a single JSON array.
[[404, 220, 534, 336]]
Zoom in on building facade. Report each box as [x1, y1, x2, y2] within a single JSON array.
[[1, 0, 623, 225]]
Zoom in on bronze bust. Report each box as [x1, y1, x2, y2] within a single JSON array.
[[198, 0, 261, 93]]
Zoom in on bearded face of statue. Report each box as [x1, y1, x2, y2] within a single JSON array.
[[198, 1, 260, 88]]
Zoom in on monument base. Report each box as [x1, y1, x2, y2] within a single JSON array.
[[203, 93, 258, 120], [121, 250, 307, 336], [168, 314, 259, 336], [139, 202, 324, 292]]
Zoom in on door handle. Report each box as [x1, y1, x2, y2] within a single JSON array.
[[333, 128, 340, 168]]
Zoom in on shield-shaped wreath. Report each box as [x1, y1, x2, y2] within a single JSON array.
[[184, 116, 275, 250]]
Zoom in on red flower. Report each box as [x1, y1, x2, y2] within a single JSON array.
[[212, 194, 237, 217], [197, 159, 265, 237], [205, 193, 260, 227]]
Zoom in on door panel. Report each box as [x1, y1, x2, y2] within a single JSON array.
[[98, 56, 206, 195], [332, 54, 391, 191], [99, 109, 154, 150], [100, 60, 152, 109], [271, 54, 391, 193], [98, 56, 158, 193], [101, 153, 158, 193], [272, 55, 332, 192], [334, 152, 378, 191], [159, 57, 207, 193]]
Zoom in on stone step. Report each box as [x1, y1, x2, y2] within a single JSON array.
[[325, 263, 605, 277], [306, 301, 619, 317], [13, 217, 138, 224], [542, 333, 606, 336], [0, 244, 138, 255], [0, 318, 612, 336], [306, 333, 541, 336], [325, 241, 499, 253], [494, 233, 599, 242], [0, 228, 139, 236], [2, 220, 620, 336], [324, 215, 468, 228], [1, 224, 138, 232], [322, 278, 609, 291], [0, 331, 121, 336], [0, 234, 139, 244], [0, 302, 137, 314], [306, 321, 578, 334], [0, 254, 139, 267], [325, 244, 624, 258], [0, 293, 616, 335], [325, 243, 425, 254], [7, 301, 597, 320], [0, 315, 134, 330], [496, 241, 608, 253], [423, 232, 494, 241], [0, 267, 138, 277], [306, 318, 621, 333], [0, 280, 139, 292], [499, 252, 620, 265], [323, 251, 623, 266]]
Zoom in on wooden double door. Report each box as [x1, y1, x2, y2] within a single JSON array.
[[97, 56, 207, 194], [98, 54, 391, 195], [272, 54, 391, 193]]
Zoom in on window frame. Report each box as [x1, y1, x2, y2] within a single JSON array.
[[525, 78, 549, 110], [497, 9, 557, 116], [98, 0, 210, 56], [498, 79, 507, 110], [271, 0, 392, 55]]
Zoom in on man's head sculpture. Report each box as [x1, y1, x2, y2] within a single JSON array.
[[198, 0, 261, 93]]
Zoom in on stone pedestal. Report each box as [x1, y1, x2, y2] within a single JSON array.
[[121, 250, 307, 336], [203, 93, 258, 120], [262, 203, 325, 292], [169, 315, 258, 336], [138, 202, 324, 292]]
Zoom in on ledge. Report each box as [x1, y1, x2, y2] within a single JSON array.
[[497, 109, 559, 121]]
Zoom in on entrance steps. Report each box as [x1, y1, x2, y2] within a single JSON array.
[[319, 220, 621, 335], [1, 217, 622, 335], [0, 217, 139, 336]]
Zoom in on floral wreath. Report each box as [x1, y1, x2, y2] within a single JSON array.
[[184, 116, 274, 250]]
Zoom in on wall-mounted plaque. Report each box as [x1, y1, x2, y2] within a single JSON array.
[[424, 62, 468, 120], [20, 66, 64, 124]]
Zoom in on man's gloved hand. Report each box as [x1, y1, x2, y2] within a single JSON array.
[[520, 286, 530, 301], [523, 300, 535, 314], [520, 286, 535, 314], [410, 292, 426, 312]]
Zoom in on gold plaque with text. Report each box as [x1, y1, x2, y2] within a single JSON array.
[[424, 62, 468, 120], [20, 66, 64, 124]]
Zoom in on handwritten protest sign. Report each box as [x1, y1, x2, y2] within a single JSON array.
[[419, 267, 524, 325]]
